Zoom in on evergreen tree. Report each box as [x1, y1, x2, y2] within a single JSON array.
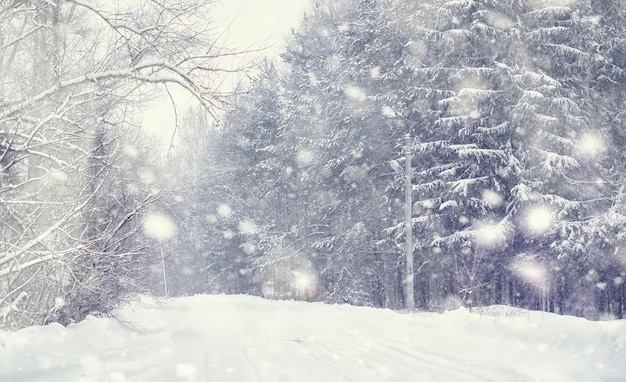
[[193, 0, 626, 318]]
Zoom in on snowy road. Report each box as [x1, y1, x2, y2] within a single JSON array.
[[1, 295, 625, 381]]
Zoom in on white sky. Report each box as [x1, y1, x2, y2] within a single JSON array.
[[208, 0, 311, 93], [143, 0, 311, 149], [213, 0, 310, 56]]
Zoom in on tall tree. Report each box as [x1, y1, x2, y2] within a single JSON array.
[[0, 0, 249, 328], [186, 0, 626, 318]]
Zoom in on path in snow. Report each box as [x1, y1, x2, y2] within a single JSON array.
[[1, 294, 625, 381]]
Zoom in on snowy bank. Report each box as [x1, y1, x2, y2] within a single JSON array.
[[1, 294, 625, 381]]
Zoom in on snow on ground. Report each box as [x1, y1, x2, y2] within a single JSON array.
[[1, 295, 625, 382]]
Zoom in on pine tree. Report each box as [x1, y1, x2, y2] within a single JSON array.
[[278, 0, 416, 306], [205, 0, 626, 318]]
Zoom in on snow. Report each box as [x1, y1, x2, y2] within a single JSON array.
[[481, 189, 503, 208], [481, 11, 514, 31], [523, 205, 555, 236], [296, 149, 315, 167], [1, 294, 625, 382], [511, 256, 548, 285], [381, 105, 396, 118], [475, 220, 509, 249], [577, 134, 604, 157], [344, 86, 368, 102], [217, 204, 233, 218], [143, 213, 177, 241], [292, 271, 315, 291], [237, 219, 258, 235], [369, 66, 381, 79]]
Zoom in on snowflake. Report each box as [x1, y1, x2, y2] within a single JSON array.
[[296, 149, 314, 167], [217, 203, 232, 218], [577, 134, 604, 157], [482, 189, 503, 208], [522, 205, 554, 236], [238, 219, 258, 235], [344, 86, 367, 102], [143, 213, 177, 240]]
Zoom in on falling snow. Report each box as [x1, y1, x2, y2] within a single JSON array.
[[238, 219, 258, 235], [369, 66, 381, 78], [577, 134, 604, 157], [482, 11, 514, 30], [143, 213, 177, 241], [512, 257, 547, 285], [381, 105, 396, 118], [296, 149, 314, 167], [523, 205, 555, 236], [217, 203, 232, 218], [482, 189, 503, 208], [344, 86, 367, 102], [475, 220, 508, 249], [175, 363, 198, 378]]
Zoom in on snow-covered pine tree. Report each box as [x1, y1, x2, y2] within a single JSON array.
[[505, 0, 616, 315], [564, 0, 626, 318], [278, 0, 440, 307], [386, 0, 517, 308], [208, 0, 626, 317], [200, 64, 294, 297]]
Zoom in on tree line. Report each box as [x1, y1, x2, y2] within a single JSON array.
[[3, 0, 625, 329], [165, 0, 626, 320]]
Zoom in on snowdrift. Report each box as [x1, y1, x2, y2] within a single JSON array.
[[1, 294, 625, 381]]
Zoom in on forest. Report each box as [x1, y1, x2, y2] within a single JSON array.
[[1, 0, 626, 330]]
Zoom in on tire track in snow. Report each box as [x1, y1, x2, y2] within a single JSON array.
[[304, 327, 498, 382], [3, 295, 625, 382]]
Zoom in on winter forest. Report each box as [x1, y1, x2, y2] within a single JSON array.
[[1, 0, 626, 331]]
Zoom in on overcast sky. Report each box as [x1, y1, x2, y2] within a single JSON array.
[[209, 0, 311, 91], [143, 0, 311, 150], [213, 0, 310, 56]]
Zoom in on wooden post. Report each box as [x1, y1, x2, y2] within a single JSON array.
[[405, 133, 415, 311]]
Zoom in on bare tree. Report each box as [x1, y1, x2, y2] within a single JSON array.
[[0, 0, 253, 329]]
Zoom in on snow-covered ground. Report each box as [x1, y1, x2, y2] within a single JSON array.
[[1, 295, 625, 382]]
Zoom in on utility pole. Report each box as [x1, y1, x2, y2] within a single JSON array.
[[161, 248, 169, 297], [404, 133, 415, 311]]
